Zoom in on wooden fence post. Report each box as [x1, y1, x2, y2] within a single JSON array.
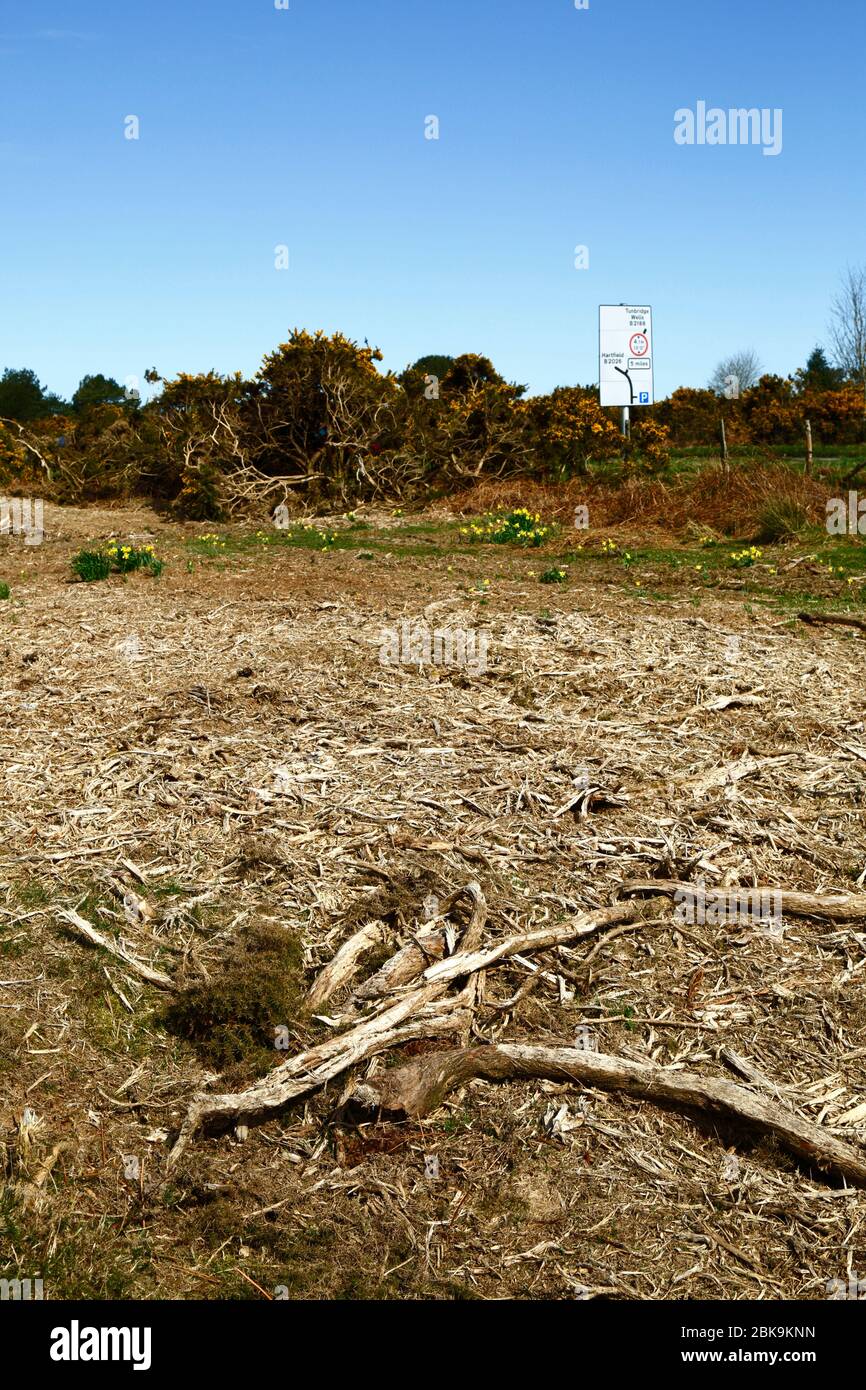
[[805, 419, 813, 477]]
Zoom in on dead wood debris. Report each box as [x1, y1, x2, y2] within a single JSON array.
[[163, 880, 866, 1187], [621, 878, 866, 923], [59, 909, 175, 990]]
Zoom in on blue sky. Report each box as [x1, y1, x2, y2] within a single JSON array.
[[0, 0, 863, 402]]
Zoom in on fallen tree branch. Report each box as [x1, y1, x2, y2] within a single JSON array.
[[798, 611, 866, 635], [620, 879, 866, 923], [167, 987, 473, 1166], [167, 895, 650, 1163], [420, 902, 642, 986], [354, 878, 509, 1003], [59, 910, 175, 990], [349, 1043, 866, 1187]]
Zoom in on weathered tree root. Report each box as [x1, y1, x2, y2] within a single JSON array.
[[166, 893, 639, 1164], [349, 1043, 866, 1188]]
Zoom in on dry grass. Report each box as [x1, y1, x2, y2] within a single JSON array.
[[451, 461, 833, 537], [1, 496, 865, 1301]]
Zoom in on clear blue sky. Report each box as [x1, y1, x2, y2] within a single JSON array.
[[1, 0, 863, 402]]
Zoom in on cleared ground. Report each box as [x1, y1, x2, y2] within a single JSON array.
[[1, 497, 865, 1300]]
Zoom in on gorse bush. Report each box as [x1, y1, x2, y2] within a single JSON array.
[[176, 459, 227, 522], [4, 334, 864, 515]]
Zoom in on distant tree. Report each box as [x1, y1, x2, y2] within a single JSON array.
[[72, 374, 128, 413], [0, 367, 51, 421], [408, 354, 454, 380], [829, 265, 866, 410], [708, 350, 762, 399], [795, 346, 844, 393]]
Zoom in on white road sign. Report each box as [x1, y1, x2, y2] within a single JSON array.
[[599, 305, 654, 407]]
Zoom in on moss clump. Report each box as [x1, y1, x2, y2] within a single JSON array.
[[163, 921, 303, 1070]]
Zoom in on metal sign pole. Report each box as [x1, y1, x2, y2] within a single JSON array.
[[621, 406, 630, 438]]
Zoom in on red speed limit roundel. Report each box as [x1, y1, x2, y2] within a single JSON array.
[[629, 333, 649, 356]]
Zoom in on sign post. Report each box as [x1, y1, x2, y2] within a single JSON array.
[[599, 305, 654, 436]]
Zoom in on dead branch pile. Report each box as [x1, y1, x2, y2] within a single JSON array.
[[140, 879, 866, 1186]]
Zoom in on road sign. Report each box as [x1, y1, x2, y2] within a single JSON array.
[[599, 305, 654, 407]]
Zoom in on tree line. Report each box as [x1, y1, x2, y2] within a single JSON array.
[[1, 324, 863, 519]]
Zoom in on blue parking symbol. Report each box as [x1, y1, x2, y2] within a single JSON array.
[[639, 392, 649, 404]]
